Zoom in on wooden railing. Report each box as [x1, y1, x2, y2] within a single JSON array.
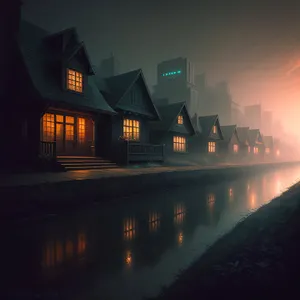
[[127, 142, 164, 162], [40, 141, 57, 159]]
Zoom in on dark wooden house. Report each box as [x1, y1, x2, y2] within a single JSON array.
[[149, 102, 195, 159], [248, 129, 265, 159], [97, 69, 164, 164], [189, 114, 224, 162], [263, 136, 274, 160], [219, 125, 240, 161], [2, 20, 118, 172], [236, 127, 251, 158]]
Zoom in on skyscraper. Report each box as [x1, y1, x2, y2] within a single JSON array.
[[153, 57, 198, 116]]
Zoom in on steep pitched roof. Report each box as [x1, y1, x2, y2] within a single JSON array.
[[220, 125, 238, 142], [198, 115, 223, 139], [100, 69, 160, 119], [18, 20, 115, 114], [236, 127, 250, 145], [150, 102, 195, 135], [263, 136, 274, 148], [248, 129, 263, 146]]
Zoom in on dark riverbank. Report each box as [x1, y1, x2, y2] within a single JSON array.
[[1, 161, 298, 222], [152, 180, 300, 299]]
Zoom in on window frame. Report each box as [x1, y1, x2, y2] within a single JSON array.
[[208, 141, 216, 153], [173, 136, 187, 152], [177, 115, 184, 125], [66, 68, 84, 94], [123, 118, 140, 141]]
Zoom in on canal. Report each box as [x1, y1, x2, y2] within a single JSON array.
[[3, 165, 300, 300]]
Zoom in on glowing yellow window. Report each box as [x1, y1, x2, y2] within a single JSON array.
[[78, 118, 85, 143], [173, 136, 186, 152], [67, 69, 83, 93], [254, 147, 259, 154], [42, 113, 55, 142], [123, 119, 140, 141], [212, 125, 217, 134], [208, 141, 216, 153], [177, 115, 183, 125], [265, 147, 270, 154], [233, 144, 239, 153]]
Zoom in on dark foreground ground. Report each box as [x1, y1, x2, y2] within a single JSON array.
[[152, 182, 300, 299]]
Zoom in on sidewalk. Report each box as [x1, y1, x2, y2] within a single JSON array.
[[0, 161, 287, 188]]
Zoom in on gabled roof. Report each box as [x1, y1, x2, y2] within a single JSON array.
[[100, 69, 160, 119], [45, 27, 94, 75], [248, 129, 263, 146], [198, 115, 223, 139], [220, 125, 238, 142], [150, 102, 195, 135], [263, 136, 274, 148], [236, 127, 250, 145], [17, 20, 115, 114]]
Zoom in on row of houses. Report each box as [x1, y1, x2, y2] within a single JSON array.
[[1, 18, 281, 172]]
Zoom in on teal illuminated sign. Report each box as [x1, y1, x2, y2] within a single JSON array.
[[162, 70, 182, 76]]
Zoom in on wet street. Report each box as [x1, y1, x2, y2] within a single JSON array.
[[3, 165, 300, 300]]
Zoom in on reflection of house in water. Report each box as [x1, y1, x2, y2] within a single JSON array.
[[177, 231, 184, 246], [42, 231, 87, 269], [148, 211, 161, 233], [123, 217, 137, 241], [174, 203, 186, 225]]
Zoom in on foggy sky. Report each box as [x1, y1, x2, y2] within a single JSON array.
[[22, 0, 300, 136]]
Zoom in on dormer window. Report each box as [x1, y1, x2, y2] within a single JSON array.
[[177, 115, 183, 125], [213, 125, 217, 134], [67, 69, 83, 93]]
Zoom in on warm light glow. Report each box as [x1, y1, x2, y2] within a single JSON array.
[[78, 118, 85, 143], [233, 144, 239, 153], [149, 211, 160, 232], [174, 203, 185, 225], [77, 232, 86, 255], [276, 149, 280, 156], [253, 146, 259, 154], [177, 115, 183, 125], [125, 250, 132, 266], [229, 188, 233, 197], [123, 119, 140, 141], [65, 240, 74, 259], [207, 193, 215, 210], [42, 113, 55, 142], [173, 136, 186, 152], [212, 125, 217, 134], [249, 192, 256, 210], [178, 231, 183, 246], [67, 69, 83, 93], [265, 147, 270, 154], [124, 217, 137, 241], [208, 141, 216, 153]]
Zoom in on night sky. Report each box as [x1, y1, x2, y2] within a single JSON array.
[[22, 0, 300, 136]]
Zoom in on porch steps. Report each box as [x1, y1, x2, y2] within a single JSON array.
[[57, 156, 118, 171]]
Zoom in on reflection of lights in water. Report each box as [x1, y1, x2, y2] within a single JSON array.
[[276, 180, 282, 195], [207, 193, 215, 210], [247, 183, 250, 191], [42, 231, 87, 269], [174, 203, 185, 225], [125, 250, 132, 266], [229, 188, 233, 197], [78, 232, 87, 255], [249, 192, 256, 209], [178, 231, 183, 246], [124, 217, 136, 241], [149, 211, 160, 232]]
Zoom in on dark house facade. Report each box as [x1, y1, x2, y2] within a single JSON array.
[[236, 127, 251, 160], [189, 114, 224, 162], [1, 19, 116, 171], [263, 136, 274, 160], [97, 69, 164, 164], [248, 129, 265, 160], [219, 125, 240, 161], [150, 101, 195, 159]]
